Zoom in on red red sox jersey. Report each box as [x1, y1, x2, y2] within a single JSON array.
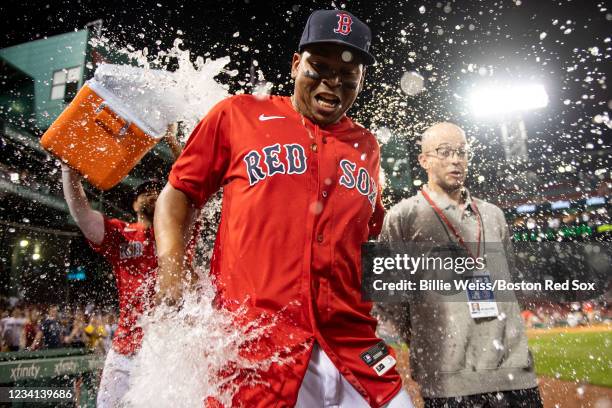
[[169, 95, 402, 407], [88, 217, 157, 356]]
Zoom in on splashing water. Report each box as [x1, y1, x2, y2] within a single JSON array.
[[124, 217, 297, 407], [89, 36, 230, 138], [124, 277, 283, 407]]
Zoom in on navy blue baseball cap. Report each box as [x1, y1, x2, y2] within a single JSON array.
[[299, 9, 376, 65]]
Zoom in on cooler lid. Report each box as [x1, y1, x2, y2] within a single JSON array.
[[89, 64, 181, 138]]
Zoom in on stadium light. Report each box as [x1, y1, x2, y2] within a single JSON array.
[[468, 83, 548, 117]]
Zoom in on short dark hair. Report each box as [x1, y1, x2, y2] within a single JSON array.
[[133, 179, 164, 201]]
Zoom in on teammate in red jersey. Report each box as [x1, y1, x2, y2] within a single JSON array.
[[155, 10, 413, 408], [61, 126, 180, 408]]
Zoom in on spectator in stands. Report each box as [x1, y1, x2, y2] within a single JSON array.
[[40, 305, 63, 349], [20, 307, 41, 351], [63, 309, 86, 348], [102, 313, 116, 353], [84, 312, 108, 354], [1, 307, 26, 351], [60, 309, 73, 340]]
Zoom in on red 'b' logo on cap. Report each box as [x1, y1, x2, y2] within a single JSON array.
[[334, 12, 353, 36]]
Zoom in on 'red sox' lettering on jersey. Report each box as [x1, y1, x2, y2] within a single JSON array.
[[169, 94, 400, 407], [243, 143, 308, 185], [338, 158, 378, 209], [242, 143, 378, 209]]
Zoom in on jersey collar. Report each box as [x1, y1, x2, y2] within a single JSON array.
[[280, 96, 356, 134]]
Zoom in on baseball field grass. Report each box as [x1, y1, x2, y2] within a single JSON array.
[[528, 330, 612, 387]]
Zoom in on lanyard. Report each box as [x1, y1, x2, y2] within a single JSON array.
[[421, 188, 483, 260]]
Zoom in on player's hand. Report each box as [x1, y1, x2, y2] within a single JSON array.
[[155, 262, 186, 310], [60, 162, 77, 176], [164, 122, 178, 140], [60, 163, 82, 185], [164, 123, 182, 160]]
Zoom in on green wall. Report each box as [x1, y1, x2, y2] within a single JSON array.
[[0, 30, 89, 130]]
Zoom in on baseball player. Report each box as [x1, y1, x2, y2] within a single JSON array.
[[154, 9, 413, 408], [61, 127, 179, 408]]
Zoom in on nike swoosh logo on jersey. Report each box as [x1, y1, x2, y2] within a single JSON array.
[[259, 114, 285, 121]]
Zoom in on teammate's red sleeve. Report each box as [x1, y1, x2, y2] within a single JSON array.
[[169, 98, 232, 208], [87, 217, 126, 261]]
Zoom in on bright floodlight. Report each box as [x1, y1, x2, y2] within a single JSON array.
[[469, 83, 548, 117]]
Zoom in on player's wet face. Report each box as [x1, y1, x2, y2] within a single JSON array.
[[291, 44, 364, 126]]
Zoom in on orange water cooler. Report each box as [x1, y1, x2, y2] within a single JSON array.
[[40, 74, 166, 190]]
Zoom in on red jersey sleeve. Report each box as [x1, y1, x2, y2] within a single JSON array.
[[368, 186, 385, 238], [87, 217, 127, 262], [169, 97, 232, 208]]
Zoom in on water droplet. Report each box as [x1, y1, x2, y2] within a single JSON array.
[[375, 127, 392, 144], [400, 71, 425, 96], [309, 201, 323, 215], [341, 50, 353, 62]]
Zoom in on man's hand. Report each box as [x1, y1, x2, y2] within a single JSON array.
[[60, 163, 77, 178], [164, 123, 182, 160]]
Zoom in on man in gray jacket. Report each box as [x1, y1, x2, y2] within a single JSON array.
[[377, 122, 542, 407]]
